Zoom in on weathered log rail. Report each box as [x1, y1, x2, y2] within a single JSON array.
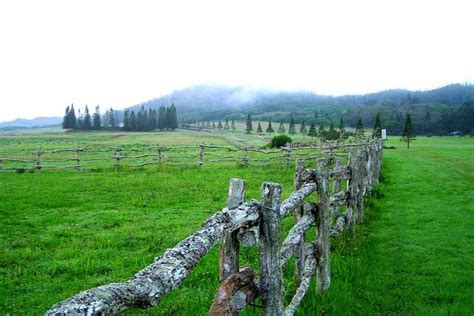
[[1, 141, 365, 172], [45, 140, 383, 315]]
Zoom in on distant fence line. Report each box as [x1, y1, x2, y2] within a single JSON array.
[[0, 142, 368, 172], [46, 139, 383, 315]]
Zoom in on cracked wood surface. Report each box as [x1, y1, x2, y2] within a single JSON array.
[[46, 202, 260, 315]]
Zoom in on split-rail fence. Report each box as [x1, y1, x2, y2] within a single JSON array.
[[45, 139, 383, 315], [1, 142, 363, 171]]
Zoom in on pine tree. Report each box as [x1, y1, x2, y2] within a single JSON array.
[[308, 122, 317, 138], [245, 114, 253, 134], [109, 108, 116, 129], [129, 111, 137, 131], [136, 109, 143, 131], [142, 107, 149, 131], [256, 122, 263, 133], [169, 104, 178, 130], [148, 109, 157, 131], [68, 105, 77, 129], [266, 120, 274, 133], [164, 107, 170, 130], [93, 105, 101, 130], [372, 113, 382, 138], [231, 119, 235, 130], [62, 106, 70, 129], [77, 109, 83, 130], [84, 105, 92, 131], [277, 120, 285, 134], [103, 110, 110, 127], [300, 120, 307, 134], [289, 115, 296, 134], [123, 110, 130, 131], [136, 106, 147, 131], [224, 119, 229, 130], [401, 113, 416, 148], [114, 110, 119, 128], [355, 117, 364, 139], [158, 106, 166, 131], [212, 121, 216, 128], [217, 120, 223, 129]]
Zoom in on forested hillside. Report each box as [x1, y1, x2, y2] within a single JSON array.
[[130, 83, 474, 135]]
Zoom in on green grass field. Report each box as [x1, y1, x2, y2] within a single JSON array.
[[1, 131, 473, 314]]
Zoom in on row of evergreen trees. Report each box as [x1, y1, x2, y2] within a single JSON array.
[[191, 119, 237, 130], [63, 105, 117, 130], [62, 104, 178, 131], [123, 105, 177, 132], [243, 113, 385, 140]]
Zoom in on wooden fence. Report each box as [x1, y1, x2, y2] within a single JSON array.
[[0, 142, 365, 171], [45, 139, 382, 315]]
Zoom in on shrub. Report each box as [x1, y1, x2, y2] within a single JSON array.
[[270, 134, 292, 148]]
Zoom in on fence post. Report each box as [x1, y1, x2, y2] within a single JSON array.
[[346, 149, 358, 229], [356, 148, 366, 221], [156, 144, 162, 164], [315, 158, 330, 293], [241, 147, 249, 166], [34, 147, 42, 171], [113, 147, 121, 168], [284, 146, 292, 167], [259, 182, 284, 315], [219, 178, 246, 284], [294, 159, 306, 281], [332, 158, 342, 216], [199, 144, 205, 167], [75, 148, 81, 171], [365, 144, 372, 190]]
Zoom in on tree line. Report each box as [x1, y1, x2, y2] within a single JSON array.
[[62, 104, 178, 131], [245, 112, 415, 148], [123, 105, 177, 131], [184, 99, 473, 137]]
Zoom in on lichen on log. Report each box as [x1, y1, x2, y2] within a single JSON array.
[[259, 182, 284, 315], [280, 203, 316, 268], [279, 182, 317, 218], [283, 243, 317, 316], [46, 201, 260, 315]]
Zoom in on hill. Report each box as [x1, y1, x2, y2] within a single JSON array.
[[0, 117, 62, 129], [2, 83, 473, 134], [129, 83, 474, 114], [128, 83, 474, 135]]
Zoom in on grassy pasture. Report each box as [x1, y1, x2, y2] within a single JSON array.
[[0, 128, 335, 171], [1, 131, 473, 314]]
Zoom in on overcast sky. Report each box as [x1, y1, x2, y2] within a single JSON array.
[[0, 0, 473, 121]]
